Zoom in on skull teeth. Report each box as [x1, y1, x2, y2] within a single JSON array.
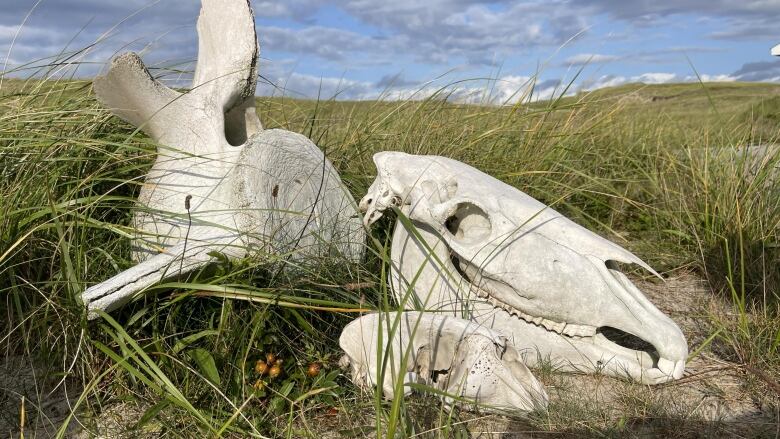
[[561, 324, 597, 337], [477, 288, 596, 337]]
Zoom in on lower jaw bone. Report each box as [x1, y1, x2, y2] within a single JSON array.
[[339, 311, 549, 413], [467, 302, 680, 384]]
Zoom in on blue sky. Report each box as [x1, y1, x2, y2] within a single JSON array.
[[2, 0, 779, 102]]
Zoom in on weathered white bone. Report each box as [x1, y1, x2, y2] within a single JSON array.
[[359, 152, 688, 385], [339, 311, 548, 412], [82, 0, 364, 318]]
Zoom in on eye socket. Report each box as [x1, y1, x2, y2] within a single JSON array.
[[444, 202, 491, 241]]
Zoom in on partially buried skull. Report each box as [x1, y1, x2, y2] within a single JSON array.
[[339, 312, 549, 412]]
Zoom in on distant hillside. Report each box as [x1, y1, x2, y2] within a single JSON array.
[[532, 82, 780, 143]]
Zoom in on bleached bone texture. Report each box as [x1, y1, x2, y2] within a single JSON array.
[[82, 0, 364, 317], [359, 152, 688, 385], [339, 312, 548, 412]]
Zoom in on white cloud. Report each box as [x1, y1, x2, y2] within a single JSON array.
[[581, 74, 628, 90], [254, 67, 751, 104], [688, 73, 737, 82], [259, 72, 562, 105], [565, 53, 622, 65], [261, 26, 389, 63], [730, 60, 780, 81], [578, 70, 744, 93], [494, 75, 532, 102], [570, 0, 780, 39], [633, 72, 678, 84], [341, 1, 588, 66], [354, 74, 567, 105], [252, 2, 298, 18]]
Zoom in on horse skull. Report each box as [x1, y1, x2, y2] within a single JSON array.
[[360, 152, 687, 384]]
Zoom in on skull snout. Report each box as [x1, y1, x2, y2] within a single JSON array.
[[598, 259, 688, 368], [444, 234, 688, 381]]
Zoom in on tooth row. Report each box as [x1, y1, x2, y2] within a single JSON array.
[[481, 293, 596, 337], [474, 288, 490, 298], [561, 324, 596, 337]]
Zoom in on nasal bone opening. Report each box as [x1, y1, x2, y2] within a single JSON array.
[[600, 260, 661, 364], [597, 326, 659, 364], [605, 259, 644, 276]]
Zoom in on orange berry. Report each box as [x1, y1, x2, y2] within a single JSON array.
[[268, 364, 282, 379], [306, 362, 321, 377], [266, 353, 276, 364], [255, 360, 268, 375], [253, 379, 265, 390]]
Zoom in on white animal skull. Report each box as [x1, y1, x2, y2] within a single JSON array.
[[339, 312, 548, 412], [359, 152, 688, 384], [81, 0, 364, 317]]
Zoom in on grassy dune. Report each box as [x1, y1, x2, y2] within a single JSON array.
[[1, 77, 779, 437]]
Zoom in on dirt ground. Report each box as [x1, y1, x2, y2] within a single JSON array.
[[0, 355, 82, 438]]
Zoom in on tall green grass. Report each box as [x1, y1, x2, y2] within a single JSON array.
[[2, 69, 779, 436]]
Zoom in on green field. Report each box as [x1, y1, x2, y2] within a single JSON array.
[[1, 78, 779, 437]]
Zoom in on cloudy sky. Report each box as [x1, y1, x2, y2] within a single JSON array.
[[2, 0, 779, 102]]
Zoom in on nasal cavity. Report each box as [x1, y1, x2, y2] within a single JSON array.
[[605, 259, 643, 277], [445, 202, 491, 241], [598, 326, 658, 359]]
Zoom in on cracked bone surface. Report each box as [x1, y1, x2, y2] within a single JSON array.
[[359, 152, 688, 385], [81, 0, 364, 318], [339, 312, 548, 412]]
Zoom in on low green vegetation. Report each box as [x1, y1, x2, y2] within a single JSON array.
[[1, 76, 778, 437]]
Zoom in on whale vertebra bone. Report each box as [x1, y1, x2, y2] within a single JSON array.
[[81, 0, 364, 317]]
